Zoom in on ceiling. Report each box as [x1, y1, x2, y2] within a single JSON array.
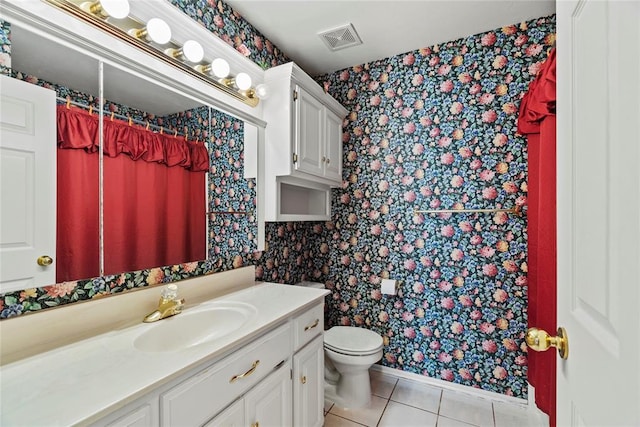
[[224, 0, 556, 76]]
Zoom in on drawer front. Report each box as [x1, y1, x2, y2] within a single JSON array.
[[293, 304, 324, 351], [160, 323, 291, 427]]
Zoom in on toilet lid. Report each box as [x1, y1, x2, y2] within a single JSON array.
[[324, 326, 383, 355]]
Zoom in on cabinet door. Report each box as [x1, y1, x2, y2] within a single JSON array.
[[294, 86, 324, 178], [324, 110, 343, 183], [204, 399, 244, 427], [293, 335, 324, 427], [245, 363, 292, 427], [98, 401, 158, 427]]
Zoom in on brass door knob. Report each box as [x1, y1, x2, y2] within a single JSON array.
[[37, 256, 53, 266], [526, 327, 569, 360], [301, 375, 307, 384]]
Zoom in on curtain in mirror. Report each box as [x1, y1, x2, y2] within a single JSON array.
[[55, 105, 209, 281]]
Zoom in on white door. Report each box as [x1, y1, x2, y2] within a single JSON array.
[[295, 86, 324, 178], [324, 110, 343, 183], [556, 1, 640, 425], [293, 335, 324, 427], [0, 75, 56, 293], [245, 362, 292, 427]]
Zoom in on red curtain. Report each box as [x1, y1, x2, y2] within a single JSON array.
[[56, 106, 208, 281], [518, 49, 557, 426]]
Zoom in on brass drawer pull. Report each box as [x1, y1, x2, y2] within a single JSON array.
[[229, 360, 260, 383], [304, 319, 319, 331]]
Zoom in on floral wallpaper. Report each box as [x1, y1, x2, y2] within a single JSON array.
[[168, 0, 289, 69], [0, 20, 9, 75], [314, 16, 555, 398]]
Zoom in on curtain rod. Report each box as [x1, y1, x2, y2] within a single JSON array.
[[206, 211, 249, 215], [56, 96, 194, 139], [413, 205, 523, 216]]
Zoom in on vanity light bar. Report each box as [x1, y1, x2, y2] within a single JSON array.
[[43, 0, 261, 107]]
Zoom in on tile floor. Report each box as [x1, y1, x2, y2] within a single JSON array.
[[323, 370, 548, 427]]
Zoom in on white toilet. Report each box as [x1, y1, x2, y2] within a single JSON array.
[[324, 326, 383, 408], [298, 282, 384, 408]]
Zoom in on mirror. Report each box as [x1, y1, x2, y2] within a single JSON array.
[[5, 21, 257, 291]]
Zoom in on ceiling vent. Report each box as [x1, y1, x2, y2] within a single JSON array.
[[318, 23, 363, 51]]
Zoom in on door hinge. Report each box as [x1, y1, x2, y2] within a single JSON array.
[[293, 90, 298, 101], [293, 153, 298, 164]]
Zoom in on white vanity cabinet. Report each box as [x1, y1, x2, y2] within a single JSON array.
[[91, 301, 325, 427], [291, 304, 325, 427], [262, 62, 348, 221], [160, 323, 291, 426]]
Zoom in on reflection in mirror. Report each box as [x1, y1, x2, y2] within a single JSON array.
[[8, 23, 101, 283], [101, 63, 209, 275], [0, 19, 258, 317]]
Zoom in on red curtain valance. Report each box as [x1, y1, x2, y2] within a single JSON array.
[[56, 105, 210, 172], [517, 49, 556, 134]]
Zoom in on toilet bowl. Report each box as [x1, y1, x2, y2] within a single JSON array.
[[323, 326, 383, 408]]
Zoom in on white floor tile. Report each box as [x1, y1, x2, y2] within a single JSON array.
[[370, 370, 398, 399], [493, 401, 548, 427], [329, 395, 388, 427], [325, 398, 335, 415], [437, 415, 479, 427], [378, 401, 438, 427], [389, 378, 442, 413], [439, 390, 494, 427], [324, 413, 368, 427]]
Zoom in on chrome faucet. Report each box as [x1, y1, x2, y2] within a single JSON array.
[[143, 284, 185, 323]]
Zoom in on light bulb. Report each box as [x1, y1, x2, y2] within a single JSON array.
[[255, 84, 269, 99], [235, 72, 252, 91], [81, 0, 130, 19], [100, 0, 129, 19], [129, 18, 172, 45], [210, 58, 230, 78], [146, 18, 171, 44], [181, 40, 204, 63]]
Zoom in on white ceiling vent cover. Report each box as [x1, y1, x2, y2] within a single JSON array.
[[318, 23, 363, 51]]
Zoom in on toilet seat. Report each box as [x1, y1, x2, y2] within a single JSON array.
[[324, 326, 383, 356]]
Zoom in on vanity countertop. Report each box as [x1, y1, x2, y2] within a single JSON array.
[[0, 283, 328, 426]]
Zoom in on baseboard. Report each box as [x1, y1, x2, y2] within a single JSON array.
[[371, 365, 528, 406], [527, 383, 551, 426]]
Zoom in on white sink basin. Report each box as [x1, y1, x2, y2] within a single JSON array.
[[134, 301, 257, 352]]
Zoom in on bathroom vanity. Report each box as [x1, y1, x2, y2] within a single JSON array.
[[0, 280, 328, 427]]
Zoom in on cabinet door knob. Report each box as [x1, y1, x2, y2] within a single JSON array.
[[326, 158, 331, 165], [322, 156, 326, 163], [301, 375, 307, 384], [251, 422, 259, 427]]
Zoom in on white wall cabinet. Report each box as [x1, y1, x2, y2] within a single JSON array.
[[262, 62, 348, 221], [294, 86, 343, 183]]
